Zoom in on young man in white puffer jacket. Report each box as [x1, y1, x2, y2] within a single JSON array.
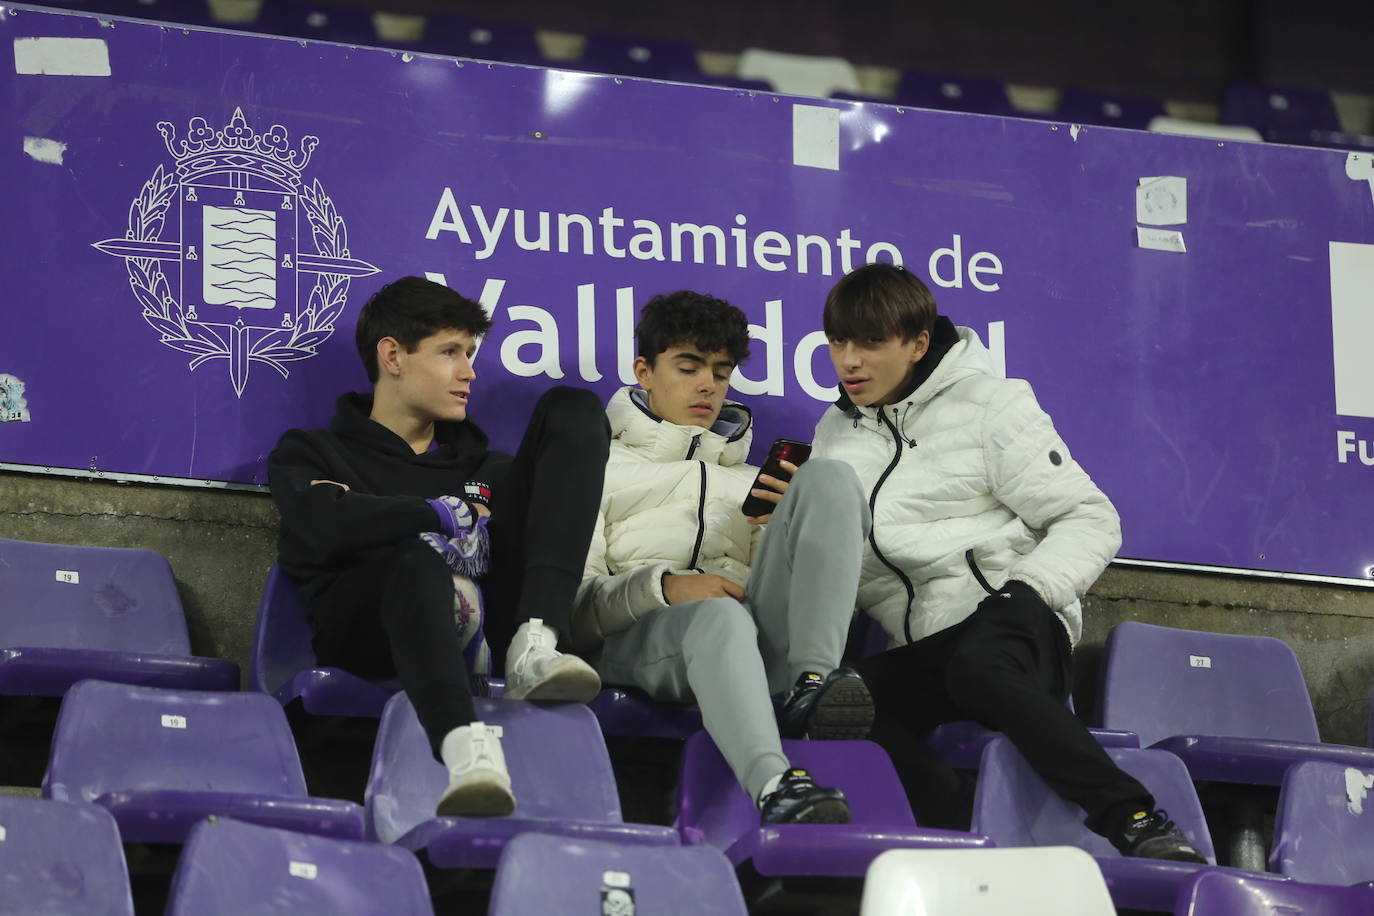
[[813, 263, 1205, 863], [573, 291, 874, 825]]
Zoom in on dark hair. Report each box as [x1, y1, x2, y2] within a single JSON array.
[[354, 276, 492, 384], [823, 263, 937, 343], [635, 291, 751, 365]]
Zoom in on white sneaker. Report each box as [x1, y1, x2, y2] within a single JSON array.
[[504, 618, 601, 702], [436, 722, 516, 817]]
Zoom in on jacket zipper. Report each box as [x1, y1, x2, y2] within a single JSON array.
[[687, 458, 707, 571], [871, 408, 919, 644]]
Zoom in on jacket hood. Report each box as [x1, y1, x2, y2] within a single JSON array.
[[836, 319, 997, 426], [330, 392, 490, 466], [607, 386, 753, 466]]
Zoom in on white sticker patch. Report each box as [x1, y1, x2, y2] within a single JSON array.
[[289, 861, 318, 880], [1069, 124, 1081, 142], [1330, 241, 1374, 419], [792, 105, 840, 171], [1137, 227, 1187, 253], [55, 570, 80, 584], [1347, 153, 1374, 204], [1344, 767, 1374, 814], [602, 870, 631, 888], [160, 714, 187, 729], [13, 37, 112, 77], [1189, 655, 1211, 668], [0, 825, 7, 842], [1137, 176, 1188, 225], [0, 373, 30, 422], [23, 136, 67, 165]]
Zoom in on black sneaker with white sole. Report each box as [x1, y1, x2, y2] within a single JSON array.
[[778, 667, 874, 740], [759, 768, 851, 825], [1112, 808, 1207, 863]]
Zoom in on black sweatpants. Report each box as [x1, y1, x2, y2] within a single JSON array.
[[309, 386, 610, 759], [856, 597, 1152, 834]]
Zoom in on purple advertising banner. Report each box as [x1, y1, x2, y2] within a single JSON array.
[[2, 6, 1373, 581]]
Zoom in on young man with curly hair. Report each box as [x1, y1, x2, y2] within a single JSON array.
[[269, 276, 608, 818], [813, 262, 1206, 862], [572, 290, 873, 824]]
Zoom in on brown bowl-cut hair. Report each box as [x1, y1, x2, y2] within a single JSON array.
[[823, 263, 937, 343]]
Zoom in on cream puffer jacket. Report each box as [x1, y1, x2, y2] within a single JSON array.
[[812, 321, 1121, 648], [571, 386, 762, 654]]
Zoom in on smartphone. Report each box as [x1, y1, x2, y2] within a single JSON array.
[[741, 438, 813, 516]]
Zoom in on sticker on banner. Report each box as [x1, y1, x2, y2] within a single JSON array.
[[23, 136, 66, 165], [793, 105, 839, 171], [0, 374, 31, 422], [1137, 227, 1186, 253], [160, 715, 187, 729], [1345, 768, 1374, 814], [1330, 241, 1374, 419], [1347, 153, 1374, 204], [1189, 655, 1211, 669], [1137, 177, 1187, 225], [289, 861, 318, 880], [601, 872, 635, 916], [13, 37, 112, 76], [0, 825, 6, 842], [55, 570, 79, 584]]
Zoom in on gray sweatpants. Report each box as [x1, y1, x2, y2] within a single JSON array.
[[596, 458, 871, 800]]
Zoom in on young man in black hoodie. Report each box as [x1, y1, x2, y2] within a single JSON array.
[[268, 276, 609, 817]]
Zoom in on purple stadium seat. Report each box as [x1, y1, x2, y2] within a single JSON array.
[[860, 846, 1116, 915], [165, 816, 433, 916], [1100, 622, 1374, 786], [674, 732, 991, 878], [73, 0, 214, 28], [0, 537, 238, 696], [896, 70, 1014, 116], [250, 565, 398, 717], [1173, 869, 1374, 916], [419, 14, 545, 65], [972, 736, 1218, 912], [1058, 89, 1166, 130], [490, 832, 748, 916], [1269, 759, 1374, 885], [1221, 81, 1341, 133], [676, 73, 776, 92], [364, 692, 679, 869], [0, 795, 134, 915], [43, 679, 364, 843], [589, 685, 703, 740], [1266, 128, 1374, 152], [578, 34, 701, 80]]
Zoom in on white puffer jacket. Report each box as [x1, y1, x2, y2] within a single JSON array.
[[812, 321, 1121, 648], [571, 386, 761, 654]]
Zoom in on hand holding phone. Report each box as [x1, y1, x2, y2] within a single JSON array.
[[741, 438, 812, 517]]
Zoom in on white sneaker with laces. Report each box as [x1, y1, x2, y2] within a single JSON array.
[[504, 617, 601, 702], [436, 721, 516, 817]]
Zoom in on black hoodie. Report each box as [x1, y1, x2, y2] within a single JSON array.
[[268, 392, 509, 598]]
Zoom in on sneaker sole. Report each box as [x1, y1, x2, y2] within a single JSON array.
[[505, 656, 602, 703], [781, 797, 851, 825], [436, 778, 516, 818], [805, 674, 874, 740]]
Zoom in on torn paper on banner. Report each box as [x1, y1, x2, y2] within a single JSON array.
[[1137, 176, 1187, 225], [0, 374, 31, 422], [1348, 153, 1374, 204], [1137, 227, 1186, 253]]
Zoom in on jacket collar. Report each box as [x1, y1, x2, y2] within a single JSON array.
[[836, 320, 996, 430], [607, 386, 753, 466], [330, 391, 490, 462]]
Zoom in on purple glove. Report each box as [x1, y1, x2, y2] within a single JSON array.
[[419, 516, 490, 578], [426, 495, 476, 538]]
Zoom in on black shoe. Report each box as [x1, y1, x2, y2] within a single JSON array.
[[759, 768, 851, 825], [1112, 808, 1207, 863], [779, 668, 874, 740]]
